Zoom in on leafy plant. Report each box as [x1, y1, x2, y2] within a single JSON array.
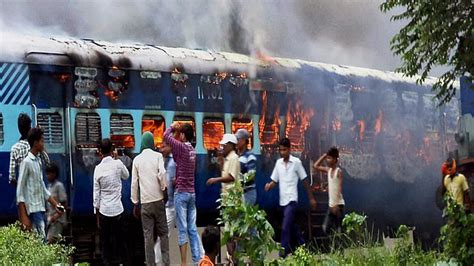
[[218, 175, 280, 263], [0, 223, 74, 264], [439, 195, 474, 265]]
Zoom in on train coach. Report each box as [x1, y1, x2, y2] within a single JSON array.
[[0, 35, 460, 256]]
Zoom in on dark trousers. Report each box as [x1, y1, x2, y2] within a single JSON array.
[[141, 200, 169, 266], [281, 201, 303, 257], [323, 205, 345, 235], [99, 213, 129, 265]]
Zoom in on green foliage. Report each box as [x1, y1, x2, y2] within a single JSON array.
[[439, 195, 474, 265], [218, 175, 280, 263], [380, 0, 474, 104], [343, 212, 367, 236], [0, 223, 73, 264]]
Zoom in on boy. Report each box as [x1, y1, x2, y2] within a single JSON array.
[[46, 163, 68, 243], [264, 138, 317, 257], [313, 147, 345, 234], [16, 128, 64, 242], [198, 226, 220, 266], [442, 158, 470, 210]]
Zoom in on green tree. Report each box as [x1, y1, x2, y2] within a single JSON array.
[[380, 0, 473, 104]]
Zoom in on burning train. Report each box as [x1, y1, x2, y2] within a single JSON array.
[[0, 35, 460, 253]]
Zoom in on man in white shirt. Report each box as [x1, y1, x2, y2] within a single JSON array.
[[265, 138, 317, 257], [93, 138, 130, 265], [131, 132, 169, 266]]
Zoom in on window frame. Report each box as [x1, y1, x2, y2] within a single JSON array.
[[202, 117, 225, 151], [109, 113, 135, 149], [37, 112, 64, 148], [75, 112, 102, 148], [142, 114, 166, 148]]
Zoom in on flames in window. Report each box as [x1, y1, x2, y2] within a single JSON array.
[[285, 97, 315, 152], [203, 119, 225, 150], [142, 115, 165, 147], [259, 91, 281, 151], [232, 118, 253, 149], [110, 114, 135, 148], [173, 116, 196, 145]]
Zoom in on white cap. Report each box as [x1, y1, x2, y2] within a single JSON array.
[[219, 134, 238, 145]]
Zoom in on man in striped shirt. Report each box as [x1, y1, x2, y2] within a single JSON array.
[[164, 122, 203, 265], [9, 114, 49, 185], [16, 127, 64, 242]]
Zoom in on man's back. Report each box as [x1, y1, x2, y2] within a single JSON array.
[[131, 149, 166, 204]]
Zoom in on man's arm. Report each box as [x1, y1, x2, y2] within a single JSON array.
[[130, 161, 139, 205], [92, 169, 100, 213], [265, 164, 279, 191], [9, 148, 18, 184], [16, 161, 31, 230], [119, 161, 129, 180], [158, 154, 167, 190], [207, 157, 239, 185], [313, 154, 330, 173], [164, 125, 184, 158], [39, 150, 50, 167]]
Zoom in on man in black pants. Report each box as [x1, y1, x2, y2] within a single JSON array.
[[93, 139, 130, 265]]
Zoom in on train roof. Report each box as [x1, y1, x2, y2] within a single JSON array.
[[0, 33, 441, 87]]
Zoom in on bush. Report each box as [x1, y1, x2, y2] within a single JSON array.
[[0, 223, 73, 264]]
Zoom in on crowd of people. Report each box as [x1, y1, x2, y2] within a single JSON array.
[[7, 112, 471, 265]]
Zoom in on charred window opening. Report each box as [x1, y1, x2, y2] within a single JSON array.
[[142, 115, 165, 148], [349, 88, 380, 154], [259, 91, 281, 153], [203, 118, 225, 150], [232, 118, 253, 149], [173, 116, 196, 146], [0, 113, 3, 145], [285, 94, 315, 153], [37, 112, 63, 147], [76, 113, 102, 148], [110, 114, 135, 149], [104, 67, 128, 101]]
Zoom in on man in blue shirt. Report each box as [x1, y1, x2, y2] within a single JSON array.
[[17, 127, 64, 242], [235, 129, 257, 205]]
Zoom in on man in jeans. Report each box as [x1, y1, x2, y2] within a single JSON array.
[[131, 132, 169, 265], [93, 139, 130, 265], [164, 122, 202, 265], [17, 127, 64, 242]]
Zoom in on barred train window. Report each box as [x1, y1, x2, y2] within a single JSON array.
[[203, 118, 225, 150], [232, 118, 253, 149], [0, 113, 3, 145], [110, 114, 135, 148], [142, 115, 165, 147], [173, 116, 196, 146], [37, 112, 63, 147], [76, 113, 102, 147]]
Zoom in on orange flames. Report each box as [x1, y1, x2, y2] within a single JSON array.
[[142, 119, 165, 147], [111, 135, 135, 148], [374, 110, 383, 135], [259, 91, 281, 147], [285, 97, 315, 152], [356, 120, 366, 141], [203, 121, 225, 150]]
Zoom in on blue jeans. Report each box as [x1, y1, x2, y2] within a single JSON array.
[[29, 211, 46, 243], [244, 187, 257, 205], [174, 192, 202, 263], [281, 201, 304, 257]]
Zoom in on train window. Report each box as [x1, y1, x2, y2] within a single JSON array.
[[76, 112, 102, 147], [203, 118, 225, 150], [37, 112, 63, 147], [0, 113, 3, 145], [110, 114, 135, 149], [173, 116, 196, 146], [232, 118, 253, 149], [142, 115, 165, 147]]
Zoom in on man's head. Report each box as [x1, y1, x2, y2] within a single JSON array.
[[18, 113, 32, 140], [219, 134, 237, 156], [278, 138, 291, 160], [202, 226, 220, 256], [326, 146, 339, 167], [445, 158, 457, 176], [46, 163, 59, 183], [177, 123, 194, 143], [27, 127, 44, 153], [160, 142, 172, 157], [140, 131, 155, 152], [235, 128, 250, 151], [99, 138, 113, 156]]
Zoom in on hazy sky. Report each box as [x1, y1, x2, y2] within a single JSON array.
[[0, 0, 445, 76]]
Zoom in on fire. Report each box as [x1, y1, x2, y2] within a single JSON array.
[[259, 91, 281, 148], [285, 97, 315, 152], [111, 135, 135, 148], [356, 120, 366, 140], [55, 73, 70, 83], [255, 50, 277, 64], [374, 110, 383, 135], [104, 89, 119, 101], [142, 119, 165, 147], [203, 120, 225, 150], [172, 67, 182, 74]]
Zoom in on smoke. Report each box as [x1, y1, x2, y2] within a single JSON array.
[[0, 0, 408, 72]]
